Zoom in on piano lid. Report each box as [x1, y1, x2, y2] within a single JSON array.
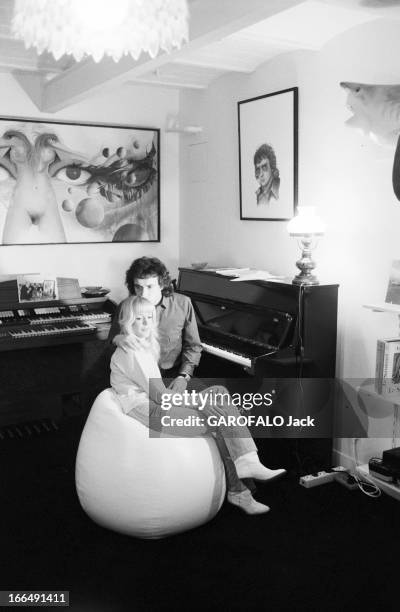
[[177, 267, 306, 312], [196, 300, 293, 351], [177, 267, 296, 351]]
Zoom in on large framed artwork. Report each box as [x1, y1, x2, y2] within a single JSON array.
[[0, 117, 160, 245], [238, 87, 298, 221]]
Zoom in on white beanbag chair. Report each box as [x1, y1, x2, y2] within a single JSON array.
[[75, 389, 226, 539]]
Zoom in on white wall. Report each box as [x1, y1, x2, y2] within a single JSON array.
[[179, 18, 400, 465], [0, 74, 180, 303]]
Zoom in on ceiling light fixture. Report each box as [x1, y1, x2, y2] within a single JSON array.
[[12, 0, 189, 63]]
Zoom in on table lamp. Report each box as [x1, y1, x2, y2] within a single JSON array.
[[287, 206, 325, 285]]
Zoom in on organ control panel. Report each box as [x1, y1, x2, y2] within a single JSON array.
[[0, 301, 113, 350]]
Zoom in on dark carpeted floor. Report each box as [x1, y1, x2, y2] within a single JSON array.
[[1, 415, 399, 612]]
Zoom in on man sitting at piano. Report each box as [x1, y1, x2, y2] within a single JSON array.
[[108, 256, 202, 393], [108, 256, 283, 515]]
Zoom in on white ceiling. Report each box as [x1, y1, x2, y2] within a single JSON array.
[[1, 0, 400, 112]]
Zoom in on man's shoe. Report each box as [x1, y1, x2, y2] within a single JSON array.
[[227, 490, 270, 515], [234, 452, 286, 482]]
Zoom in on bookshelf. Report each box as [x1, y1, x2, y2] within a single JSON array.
[[363, 302, 400, 398], [357, 307, 400, 500]]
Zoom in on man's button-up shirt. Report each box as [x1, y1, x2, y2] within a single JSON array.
[[108, 292, 202, 377]]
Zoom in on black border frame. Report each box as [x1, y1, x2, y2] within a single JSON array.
[[238, 87, 298, 221], [0, 115, 160, 245]]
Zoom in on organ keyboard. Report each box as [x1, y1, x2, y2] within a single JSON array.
[[0, 301, 114, 351]]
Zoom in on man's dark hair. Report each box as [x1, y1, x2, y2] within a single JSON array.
[[125, 257, 173, 296], [253, 143, 278, 172]]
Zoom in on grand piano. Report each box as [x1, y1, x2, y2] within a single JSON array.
[[0, 277, 115, 428], [177, 267, 338, 472]]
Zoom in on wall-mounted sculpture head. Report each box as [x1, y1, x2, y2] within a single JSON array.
[[340, 81, 400, 200], [340, 81, 400, 146]]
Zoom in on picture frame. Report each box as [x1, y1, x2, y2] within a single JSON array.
[[17, 274, 58, 302], [0, 116, 160, 245], [238, 87, 298, 221], [43, 279, 56, 299]]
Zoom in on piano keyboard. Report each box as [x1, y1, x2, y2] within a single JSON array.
[[201, 342, 252, 368]]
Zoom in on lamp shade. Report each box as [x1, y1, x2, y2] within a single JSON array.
[[287, 206, 326, 236]]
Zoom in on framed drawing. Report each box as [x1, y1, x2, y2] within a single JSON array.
[[0, 116, 160, 245], [238, 87, 298, 221]]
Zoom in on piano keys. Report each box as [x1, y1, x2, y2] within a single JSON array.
[[200, 342, 252, 368], [200, 342, 281, 369]]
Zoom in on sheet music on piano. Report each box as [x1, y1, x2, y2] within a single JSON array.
[[212, 267, 250, 276], [206, 267, 285, 282]]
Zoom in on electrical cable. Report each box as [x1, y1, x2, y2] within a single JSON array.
[[353, 437, 382, 498], [296, 283, 305, 380], [393, 403, 400, 448], [293, 283, 306, 471]]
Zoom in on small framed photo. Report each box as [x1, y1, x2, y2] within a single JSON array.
[[43, 279, 56, 299], [238, 87, 298, 221], [17, 274, 59, 302]]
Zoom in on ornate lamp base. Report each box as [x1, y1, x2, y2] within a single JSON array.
[[292, 236, 320, 286], [292, 271, 319, 286]]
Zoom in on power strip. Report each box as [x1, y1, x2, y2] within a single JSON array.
[[299, 471, 335, 488], [331, 465, 347, 473]]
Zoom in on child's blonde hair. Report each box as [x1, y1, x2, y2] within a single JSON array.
[[119, 296, 160, 359]]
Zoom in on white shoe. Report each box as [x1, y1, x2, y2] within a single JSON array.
[[234, 452, 286, 482], [227, 490, 270, 515]]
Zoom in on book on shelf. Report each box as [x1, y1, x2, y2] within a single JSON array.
[[375, 338, 400, 398], [385, 260, 400, 305]]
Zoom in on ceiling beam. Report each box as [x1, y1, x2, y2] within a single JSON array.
[[127, 76, 207, 90], [173, 58, 254, 74], [38, 0, 303, 113], [13, 71, 45, 109]]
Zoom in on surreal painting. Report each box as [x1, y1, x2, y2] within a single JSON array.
[[0, 118, 160, 245]]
